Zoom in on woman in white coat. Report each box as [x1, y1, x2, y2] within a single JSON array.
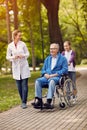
[[6, 30, 31, 109]]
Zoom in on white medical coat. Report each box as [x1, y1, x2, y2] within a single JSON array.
[[6, 41, 31, 80]]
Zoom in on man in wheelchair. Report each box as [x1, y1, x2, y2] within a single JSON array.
[[32, 43, 68, 109]]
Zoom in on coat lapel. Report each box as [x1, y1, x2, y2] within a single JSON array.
[[53, 53, 60, 70], [49, 56, 52, 70]]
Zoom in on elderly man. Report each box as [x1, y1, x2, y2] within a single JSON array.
[[33, 43, 68, 109]]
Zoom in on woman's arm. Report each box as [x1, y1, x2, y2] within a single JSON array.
[[6, 46, 15, 62]]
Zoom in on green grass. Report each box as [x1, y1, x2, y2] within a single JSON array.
[[0, 71, 40, 112]]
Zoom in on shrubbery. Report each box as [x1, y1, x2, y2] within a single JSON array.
[[81, 59, 87, 65]]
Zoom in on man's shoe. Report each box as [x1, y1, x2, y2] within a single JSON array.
[[31, 102, 35, 106], [33, 97, 43, 109], [44, 102, 54, 109], [21, 103, 27, 109], [33, 101, 42, 109], [44, 99, 54, 109]]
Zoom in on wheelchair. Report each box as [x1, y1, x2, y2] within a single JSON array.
[[42, 74, 77, 109], [32, 74, 77, 110]]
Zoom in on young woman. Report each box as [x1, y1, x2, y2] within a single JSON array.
[[62, 41, 77, 102], [6, 30, 31, 109]]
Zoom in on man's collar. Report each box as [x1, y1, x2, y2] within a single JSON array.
[[51, 55, 58, 58]]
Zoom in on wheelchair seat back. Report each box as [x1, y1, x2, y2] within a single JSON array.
[[58, 74, 68, 87]]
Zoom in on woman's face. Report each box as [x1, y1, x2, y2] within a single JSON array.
[[15, 32, 21, 41], [64, 42, 71, 51]]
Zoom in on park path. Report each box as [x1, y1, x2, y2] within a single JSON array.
[[0, 67, 87, 130]]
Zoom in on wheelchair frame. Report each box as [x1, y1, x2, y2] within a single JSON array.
[[52, 74, 76, 109]]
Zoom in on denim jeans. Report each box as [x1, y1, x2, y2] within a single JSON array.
[[35, 76, 60, 99], [16, 78, 28, 104], [68, 71, 76, 90]]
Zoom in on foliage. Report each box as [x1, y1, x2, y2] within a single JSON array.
[[17, 0, 49, 65], [81, 59, 87, 65], [59, 0, 87, 64], [0, 43, 7, 70], [0, 0, 87, 70]]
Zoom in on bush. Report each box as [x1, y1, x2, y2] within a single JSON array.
[[39, 63, 43, 70], [81, 59, 87, 65]]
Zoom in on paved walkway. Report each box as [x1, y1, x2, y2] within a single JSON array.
[[0, 67, 87, 130]]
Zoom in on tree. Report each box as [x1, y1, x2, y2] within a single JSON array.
[[4, 0, 19, 43], [59, 0, 87, 63], [5, 0, 11, 43], [38, 0, 44, 62], [11, 0, 18, 29], [79, 0, 87, 30], [40, 0, 63, 51], [18, 0, 37, 70]]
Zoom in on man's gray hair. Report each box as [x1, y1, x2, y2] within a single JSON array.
[[50, 43, 59, 49]]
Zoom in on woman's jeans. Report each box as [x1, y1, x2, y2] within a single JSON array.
[[16, 78, 28, 104], [68, 71, 76, 90]]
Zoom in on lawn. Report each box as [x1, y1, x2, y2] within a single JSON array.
[[0, 71, 40, 112]]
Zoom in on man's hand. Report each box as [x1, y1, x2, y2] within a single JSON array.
[[44, 73, 58, 79], [44, 74, 50, 79]]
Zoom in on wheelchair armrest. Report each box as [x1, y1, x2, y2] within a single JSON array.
[[59, 77, 65, 86], [61, 74, 68, 77], [58, 74, 68, 86]]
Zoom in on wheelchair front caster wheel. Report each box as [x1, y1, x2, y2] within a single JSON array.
[[59, 102, 66, 109]]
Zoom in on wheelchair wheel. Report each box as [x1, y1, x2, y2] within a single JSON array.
[[59, 102, 66, 109], [63, 78, 75, 106]]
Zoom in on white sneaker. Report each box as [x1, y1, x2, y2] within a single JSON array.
[[69, 96, 77, 104], [72, 97, 77, 104], [72, 99, 76, 104]]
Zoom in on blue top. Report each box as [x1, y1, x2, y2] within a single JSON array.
[[41, 52, 68, 78]]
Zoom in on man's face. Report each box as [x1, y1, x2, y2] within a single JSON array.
[[50, 44, 59, 57]]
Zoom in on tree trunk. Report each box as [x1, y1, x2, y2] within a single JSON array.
[[41, 0, 63, 51], [28, 21, 36, 71], [22, 0, 36, 71], [12, 0, 18, 29], [38, 0, 44, 62], [5, 0, 12, 43]]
